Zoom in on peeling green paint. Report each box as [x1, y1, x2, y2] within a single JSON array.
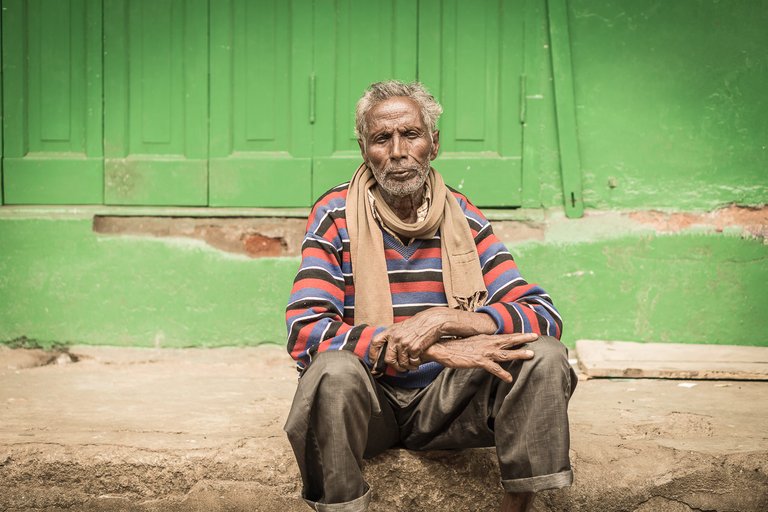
[[566, 0, 768, 210]]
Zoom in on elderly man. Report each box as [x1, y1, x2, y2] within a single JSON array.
[[284, 81, 576, 512]]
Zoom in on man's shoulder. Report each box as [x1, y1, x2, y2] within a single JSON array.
[[309, 182, 350, 218], [445, 185, 490, 228], [304, 182, 351, 239]]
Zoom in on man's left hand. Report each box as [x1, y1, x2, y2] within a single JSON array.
[[423, 332, 539, 383], [370, 307, 497, 372]]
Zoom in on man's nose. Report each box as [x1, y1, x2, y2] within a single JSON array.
[[391, 134, 406, 159]]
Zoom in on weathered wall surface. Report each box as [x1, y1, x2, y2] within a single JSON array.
[[1, 207, 765, 348], [517, 210, 767, 347], [544, 0, 768, 210], [0, 213, 299, 348]]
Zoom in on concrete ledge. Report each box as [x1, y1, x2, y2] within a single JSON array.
[[1, 345, 767, 511]]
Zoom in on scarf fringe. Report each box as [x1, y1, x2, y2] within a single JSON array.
[[453, 291, 488, 312]]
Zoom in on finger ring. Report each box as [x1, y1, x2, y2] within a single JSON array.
[[409, 357, 420, 364]]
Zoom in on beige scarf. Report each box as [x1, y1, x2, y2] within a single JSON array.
[[347, 164, 487, 326]]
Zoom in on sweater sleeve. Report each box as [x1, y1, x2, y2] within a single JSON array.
[[459, 198, 563, 339], [285, 193, 386, 373]]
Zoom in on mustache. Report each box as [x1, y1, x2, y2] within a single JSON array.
[[383, 162, 427, 173]]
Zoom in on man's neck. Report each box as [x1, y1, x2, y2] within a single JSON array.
[[378, 186, 425, 223]]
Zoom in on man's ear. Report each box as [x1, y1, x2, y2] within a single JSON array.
[[430, 130, 440, 161], [357, 138, 366, 160]]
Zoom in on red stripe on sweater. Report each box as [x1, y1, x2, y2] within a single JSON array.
[[291, 277, 344, 300], [286, 307, 313, 320], [524, 305, 546, 334], [476, 234, 495, 257], [322, 222, 339, 243], [488, 302, 512, 332], [504, 283, 536, 302], [304, 246, 338, 262], [483, 258, 510, 285], [353, 328, 375, 358]]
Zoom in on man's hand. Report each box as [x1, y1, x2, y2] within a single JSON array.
[[369, 307, 497, 372], [422, 332, 538, 383]]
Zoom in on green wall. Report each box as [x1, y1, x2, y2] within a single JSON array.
[[1, 213, 765, 349], [0, 216, 296, 347], [518, 234, 767, 347]]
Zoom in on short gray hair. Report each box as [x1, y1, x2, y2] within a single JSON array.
[[354, 80, 443, 140]]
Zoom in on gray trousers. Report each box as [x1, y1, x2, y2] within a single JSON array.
[[284, 336, 577, 512]]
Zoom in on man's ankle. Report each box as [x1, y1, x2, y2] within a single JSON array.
[[500, 491, 534, 512]]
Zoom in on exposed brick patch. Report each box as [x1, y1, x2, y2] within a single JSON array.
[[93, 217, 306, 257], [628, 205, 768, 240], [242, 233, 284, 257]]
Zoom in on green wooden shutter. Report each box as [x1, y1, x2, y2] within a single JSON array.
[[419, 0, 524, 206], [311, 0, 418, 197], [208, 0, 313, 207], [1, 0, 103, 205], [0, 0, 527, 208], [104, 0, 208, 206]]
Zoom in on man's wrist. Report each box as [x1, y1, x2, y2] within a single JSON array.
[[368, 331, 389, 375], [461, 310, 497, 335], [479, 312, 499, 334], [370, 340, 388, 376]]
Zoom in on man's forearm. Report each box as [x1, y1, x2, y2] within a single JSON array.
[[422, 332, 539, 383], [455, 310, 497, 336]]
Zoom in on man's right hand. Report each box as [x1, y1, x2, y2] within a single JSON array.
[[421, 332, 539, 383]]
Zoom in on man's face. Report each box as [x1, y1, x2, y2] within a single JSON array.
[[359, 97, 440, 197]]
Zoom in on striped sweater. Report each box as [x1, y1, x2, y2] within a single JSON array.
[[286, 183, 563, 388]]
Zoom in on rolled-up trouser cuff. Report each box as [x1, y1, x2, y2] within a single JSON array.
[[303, 486, 372, 512], [501, 469, 573, 493]]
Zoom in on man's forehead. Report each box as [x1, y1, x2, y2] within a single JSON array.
[[366, 97, 424, 132]]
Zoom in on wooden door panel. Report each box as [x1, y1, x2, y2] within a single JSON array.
[[104, 0, 208, 206], [2, 0, 103, 204], [208, 0, 313, 207], [419, 0, 524, 206]]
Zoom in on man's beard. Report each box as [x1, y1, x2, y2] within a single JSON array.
[[369, 159, 431, 197]]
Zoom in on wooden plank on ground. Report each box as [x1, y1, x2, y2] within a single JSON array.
[[575, 340, 768, 380]]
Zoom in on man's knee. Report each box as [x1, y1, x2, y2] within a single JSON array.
[[303, 350, 372, 398], [525, 336, 576, 395], [529, 336, 568, 371], [285, 351, 373, 439]]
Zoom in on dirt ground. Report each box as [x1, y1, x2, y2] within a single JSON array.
[[0, 344, 766, 512]]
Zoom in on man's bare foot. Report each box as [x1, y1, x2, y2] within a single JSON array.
[[500, 491, 534, 512]]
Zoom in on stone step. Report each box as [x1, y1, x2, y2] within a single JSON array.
[[1, 345, 766, 511]]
